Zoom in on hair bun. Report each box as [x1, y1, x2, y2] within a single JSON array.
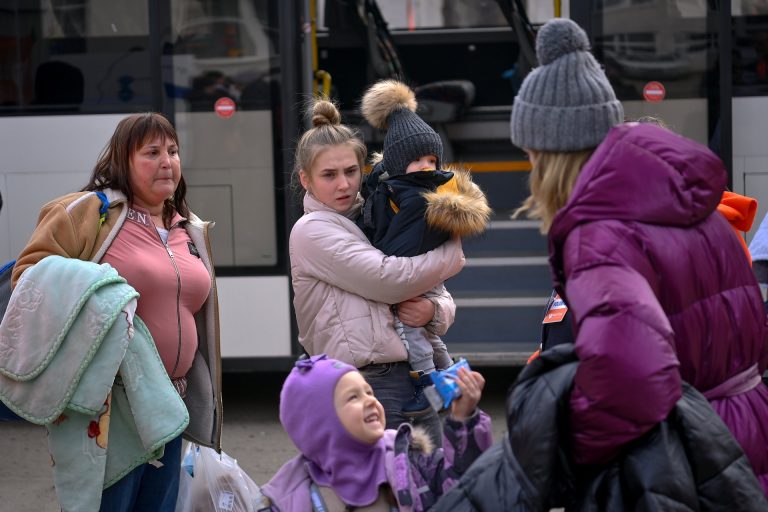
[[311, 99, 341, 127], [536, 18, 590, 66]]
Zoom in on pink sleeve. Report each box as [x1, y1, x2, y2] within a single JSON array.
[[290, 214, 465, 305], [425, 285, 456, 336]]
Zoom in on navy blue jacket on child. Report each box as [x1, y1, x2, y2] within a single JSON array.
[[361, 163, 461, 257]]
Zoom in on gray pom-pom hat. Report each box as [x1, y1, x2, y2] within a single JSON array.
[[510, 18, 624, 152], [361, 79, 443, 176]]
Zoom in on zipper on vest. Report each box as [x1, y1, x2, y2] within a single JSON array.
[[155, 223, 183, 378]]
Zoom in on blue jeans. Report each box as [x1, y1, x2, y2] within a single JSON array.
[[99, 435, 182, 512], [359, 361, 443, 448]]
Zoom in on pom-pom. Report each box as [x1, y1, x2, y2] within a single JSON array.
[[536, 18, 590, 66], [361, 80, 417, 130]]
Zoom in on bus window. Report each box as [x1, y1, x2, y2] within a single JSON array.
[[0, 1, 297, 361], [589, 1, 718, 145], [174, 16, 273, 112], [319, 0, 507, 30], [168, 0, 280, 268], [379, 0, 507, 29], [319, 0, 518, 109], [733, 4, 768, 96], [735, 1, 768, 16], [331, 1, 569, 30], [732, 1, 768, 241], [0, 2, 153, 113]]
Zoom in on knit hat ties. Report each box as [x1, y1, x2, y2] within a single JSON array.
[[510, 18, 624, 152], [279, 354, 389, 507], [279, 354, 356, 457]]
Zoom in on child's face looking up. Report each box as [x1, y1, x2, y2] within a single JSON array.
[[406, 154, 438, 174], [334, 372, 386, 444]]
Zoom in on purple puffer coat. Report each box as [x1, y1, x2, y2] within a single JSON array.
[[548, 123, 768, 491]]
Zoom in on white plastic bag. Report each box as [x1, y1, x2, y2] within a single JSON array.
[[176, 443, 271, 512]]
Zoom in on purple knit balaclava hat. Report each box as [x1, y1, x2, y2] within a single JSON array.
[[279, 354, 389, 506]]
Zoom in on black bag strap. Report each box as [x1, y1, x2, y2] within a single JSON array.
[[0, 259, 21, 421], [0, 259, 15, 320]]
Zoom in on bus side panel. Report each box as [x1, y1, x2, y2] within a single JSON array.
[[216, 275, 292, 357], [0, 115, 124, 262], [734, 97, 768, 243], [176, 111, 278, 267]]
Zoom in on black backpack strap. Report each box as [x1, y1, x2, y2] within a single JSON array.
[[0, 259, 15, 320], [363, 194, 376, 230], [0, 259, 22, 421]]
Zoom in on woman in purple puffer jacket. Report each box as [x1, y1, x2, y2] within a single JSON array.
[[511, 18, 768, 492]]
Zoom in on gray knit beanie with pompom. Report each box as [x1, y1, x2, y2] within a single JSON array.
[[361, 80, 443, 176], [510, 18, 623, 152]]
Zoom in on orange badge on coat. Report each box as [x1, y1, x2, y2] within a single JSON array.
[[543, 294, 568, 324]]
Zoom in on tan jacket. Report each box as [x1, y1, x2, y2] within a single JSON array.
[[13, 189, 223, 450], [289, 193, 464, 367]]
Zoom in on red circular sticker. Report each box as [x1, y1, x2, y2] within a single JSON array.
[[214, 97, 236, 118], [642, 81, 666, 103]]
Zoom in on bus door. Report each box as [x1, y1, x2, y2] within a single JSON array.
[[163, 0, 299, 366], [578, 2, 768, 244], [315, 0, 565, 364], [731, 3, 768, 240], [573, 2, 728, 175]]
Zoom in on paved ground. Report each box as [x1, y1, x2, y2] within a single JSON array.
[[0, 367, 519, 511]]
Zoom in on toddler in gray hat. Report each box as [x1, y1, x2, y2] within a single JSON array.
[[359, 79, 490, 416]]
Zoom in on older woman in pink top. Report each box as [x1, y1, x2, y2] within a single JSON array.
[[13, 112, 221, 512]]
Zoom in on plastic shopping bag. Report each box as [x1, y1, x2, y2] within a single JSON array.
[[176, 443, 271, 512]]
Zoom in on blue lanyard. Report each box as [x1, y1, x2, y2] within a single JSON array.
[[309, 484, 328, 512]]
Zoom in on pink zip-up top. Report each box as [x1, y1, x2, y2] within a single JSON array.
[[101, 205, 210, 378]]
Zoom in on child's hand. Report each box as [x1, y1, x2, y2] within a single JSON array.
[[450, 367, 485, 421], [397, 297, 435, 327]]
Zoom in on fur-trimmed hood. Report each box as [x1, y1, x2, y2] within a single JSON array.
[[424, 166, 491, 237], [409, 425, 436, 455]]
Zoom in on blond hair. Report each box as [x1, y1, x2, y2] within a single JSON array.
[[515, 149, 594, 233], [292, 98, 367, 193]]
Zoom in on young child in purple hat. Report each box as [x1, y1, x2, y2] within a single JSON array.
[[261, 354, 492, 511]]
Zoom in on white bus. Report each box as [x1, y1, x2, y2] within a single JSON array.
[[1, 0, 765, 369]]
